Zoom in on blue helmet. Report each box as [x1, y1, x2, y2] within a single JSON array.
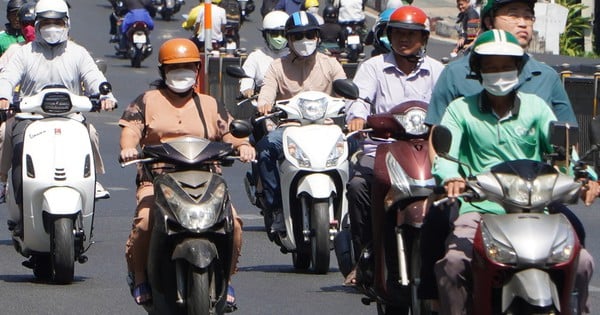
[[373, 8, 396, 52]]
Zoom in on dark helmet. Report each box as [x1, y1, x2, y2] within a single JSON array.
[[481, 0, 536, 31], [284, 11, 320, 36], [322, 5, 338, 22], [7, 0, 26, 18], [18, 2, 36, 25]]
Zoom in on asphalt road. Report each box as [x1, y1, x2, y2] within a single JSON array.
[[0, 1, 599, 315]]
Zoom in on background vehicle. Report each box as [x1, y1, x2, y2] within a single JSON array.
[[117, 21, 152, 68], [153, 0, 184, 21], [5, 83, 112, 284], [121, 120, 252, 315]]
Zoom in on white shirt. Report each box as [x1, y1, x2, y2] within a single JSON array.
[[195, 5, 227, 42], [240, 47, 288, 92], [336, 0, 365, 23]]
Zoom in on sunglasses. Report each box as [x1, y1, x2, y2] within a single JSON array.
[[289, 30, 318, 41]]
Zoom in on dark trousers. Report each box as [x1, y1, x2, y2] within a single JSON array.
[[347, 155, 374, 259]]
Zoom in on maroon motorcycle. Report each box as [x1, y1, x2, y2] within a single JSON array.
[[333, 79, 435, 315]]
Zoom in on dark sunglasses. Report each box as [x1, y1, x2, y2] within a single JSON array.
[[266, 30, 285, 37], [289, 30, 318, 41]]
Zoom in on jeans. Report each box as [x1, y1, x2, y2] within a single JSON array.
[[256, 127, 285, 212]]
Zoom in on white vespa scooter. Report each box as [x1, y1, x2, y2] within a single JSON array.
[[251, 89, 351, 274], [5, 83, 112, 284]]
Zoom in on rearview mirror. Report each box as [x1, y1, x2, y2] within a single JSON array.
[[431, 125, 452, 156], [225, 65, 249, 79], [229, 119, 253, 138], [333, 79, 359, 100], [549, 121, 579, 148]]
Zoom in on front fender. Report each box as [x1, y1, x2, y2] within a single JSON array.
[[42, 187, 83, 215], [296, 173, 336, 199], [502, 268, 561, 312], [171, 239, 218, 269]]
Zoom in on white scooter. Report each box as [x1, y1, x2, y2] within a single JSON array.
[[5, 83, 111, 284], [248, 89, 351, 274]]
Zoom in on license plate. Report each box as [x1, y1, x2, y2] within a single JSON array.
[[226, 42, 237, 50], [347, 35, 360, 45], [133, 33, 146, 44]]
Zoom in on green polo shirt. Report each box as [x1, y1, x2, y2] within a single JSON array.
[[0, 31, 24, 56]]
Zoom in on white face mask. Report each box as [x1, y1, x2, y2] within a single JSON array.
[[481, 70, 519, 96], [165, 68, 196, 93], [40, 25, 68, 44], [292, 39, 317, 57]]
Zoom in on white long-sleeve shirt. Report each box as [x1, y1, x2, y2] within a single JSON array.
[[0, 40, 111, 99], [240, 47, 288, 93]]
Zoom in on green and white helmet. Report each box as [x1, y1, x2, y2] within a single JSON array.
[[469, 29, 524, 77]]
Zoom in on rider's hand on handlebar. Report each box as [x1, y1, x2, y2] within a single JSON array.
[[0, 98, 9, 110], [347, 118, 366, 132], [241, 89, 254, 99], [100, 96, 117, 111], [257, 103, 273, 116], [120, 148, 139, 162], [580, 180, 600, 206], [444, 178, 466, 200], [237, 144, 256, 163]]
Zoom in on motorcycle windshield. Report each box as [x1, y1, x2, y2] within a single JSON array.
[[143, 136, 233, 165]]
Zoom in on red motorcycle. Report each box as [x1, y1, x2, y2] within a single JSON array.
[[334, 80, 435, 315]]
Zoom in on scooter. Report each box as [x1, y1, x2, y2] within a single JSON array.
[[430, 122, 595, 314], [237, 0, 255, 20], [5, 83, 113, 284], [153, 0, 184, 21], [119, 21, 152, 68], [333, 82, 435, 314], [241, 78, 351, 274], [121, 120, 252, 315], [342, 23, 366, 63]]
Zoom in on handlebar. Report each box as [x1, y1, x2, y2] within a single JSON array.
[[432, 190, 477, 207]]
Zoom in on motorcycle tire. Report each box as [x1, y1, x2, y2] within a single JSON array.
[[50, 217, 75, 284], [161, 11, 172, 21], [131, 50, 143, 68], [310, 199, 331, 274], [377, 302, 409, 315], [186, 264, 214, 315]]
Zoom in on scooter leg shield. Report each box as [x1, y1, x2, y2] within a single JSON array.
[[296, 173, 336, 199], [171, 239, 218, 269], [502, 268, 561, 313], [42, 187, 83, 215]]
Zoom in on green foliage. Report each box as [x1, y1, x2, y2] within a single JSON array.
[[556, 0, 591, 56]]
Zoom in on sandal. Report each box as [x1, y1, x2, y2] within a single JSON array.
[[343, 267, 358, 287], [225, 285, 238, 313], [132, 282, 152, 305]]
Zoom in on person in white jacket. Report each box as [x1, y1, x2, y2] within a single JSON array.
[[239, 10, 289, 98], [0, 0, 117, 205]]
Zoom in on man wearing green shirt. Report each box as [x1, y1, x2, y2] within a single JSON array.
[[0, 0, 26, 56]]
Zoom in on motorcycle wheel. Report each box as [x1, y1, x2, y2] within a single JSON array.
[[408, 227, 432, 315], [310, 199, 331, 274], [131, 50, 142, 68], [292, 248, 311, 271], [50, 217, 75, 284], [377, 302, 409, 315], [186, 264, 213, 315], [161, 12, 172, 21]]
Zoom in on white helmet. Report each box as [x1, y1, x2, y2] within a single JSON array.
[[262, 10, 289, 31], [35, 0, 69, 20]]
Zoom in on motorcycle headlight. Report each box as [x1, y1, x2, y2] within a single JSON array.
[[481, 222, 517, 264], [286, 137, 310, 167], [494, 174, 554, 207], [326, 135, 346, 167], [394, 108, 428, 136], [42, 92, 72, 114], [547, 225, 576, 265], [160, 182, 226, 231], [298, 96, 327, 121]]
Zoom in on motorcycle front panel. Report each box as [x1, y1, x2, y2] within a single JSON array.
[[19, 118, 95, 252]]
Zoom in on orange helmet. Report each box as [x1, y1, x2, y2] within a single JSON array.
[[387, 6, 430, 33], [158, 38, 202, 66]]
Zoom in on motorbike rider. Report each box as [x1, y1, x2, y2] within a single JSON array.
[[433, 29, 597, 315], [239, 10, 289, 99], [363, 8, 395, 57], [0, 0, 116, 215], [0, 2, 36, 70], [274, 0, 304, 15], [108, 0, 128, 43], [333, 0, 367, 42], [319, 5, 346, 54], [119, 38, 254, 307], [255, 11, 347, 233], [117, 0, 155, 54], [0, 0, 26, 56], [343, 5, 444, 286], [192, 0, 228, 52], [419, 0, 587, 310]]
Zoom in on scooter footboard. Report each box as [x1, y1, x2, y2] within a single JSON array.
[[42, 187, 83, 215], [502, 268, 561, 313], [296, 173, 336, 199], [172, 239, 218, 269]]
